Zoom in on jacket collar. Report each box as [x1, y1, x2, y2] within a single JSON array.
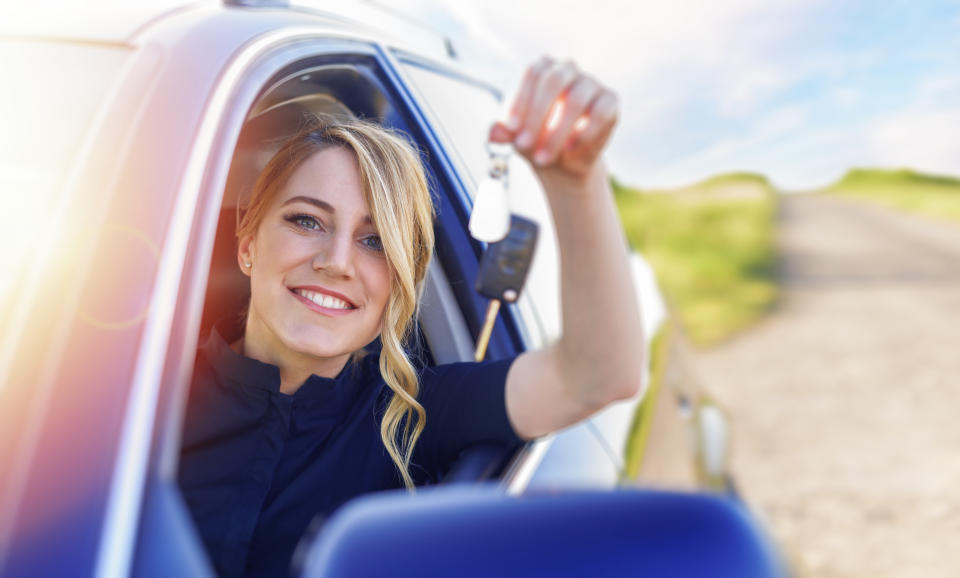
[[201, 321, 375, 402]]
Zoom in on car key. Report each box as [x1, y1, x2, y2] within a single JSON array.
[[473, 215, 539, 361], [468, 142, 512, 243]]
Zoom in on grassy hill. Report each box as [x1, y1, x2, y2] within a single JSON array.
[[827, 168, 960, 223], [614, 173, 779, 346], [614, 167, 959, 346]]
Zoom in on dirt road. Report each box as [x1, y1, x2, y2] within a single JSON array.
[[693, 194, 960, 578]]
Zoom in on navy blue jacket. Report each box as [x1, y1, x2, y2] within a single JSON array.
[[178, 326, 521, 577]]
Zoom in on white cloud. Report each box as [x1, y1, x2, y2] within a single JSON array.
[[832, 87, 860, 110], [911, 73, 960, 109], [868, 108, 960, 178], [400, 0, 829, 106], [857, 69, 960, 179], [389, 0, 959, 189], [716, 66, 796, 118], [635, 103, 814, 188]]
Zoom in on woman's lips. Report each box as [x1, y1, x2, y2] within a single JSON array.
[[289, 287, 356, 317]]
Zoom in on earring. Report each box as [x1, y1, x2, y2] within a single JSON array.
[[244, 262, 252, 268]]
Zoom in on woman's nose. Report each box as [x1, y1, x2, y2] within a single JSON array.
[[312, 234, 355, 277]]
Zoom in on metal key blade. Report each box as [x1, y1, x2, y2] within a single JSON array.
[[474, 300, 501, 362]]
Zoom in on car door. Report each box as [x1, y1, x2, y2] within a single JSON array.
[[0, 9, 260, 574]]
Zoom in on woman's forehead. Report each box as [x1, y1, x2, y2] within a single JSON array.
[[277, 147, 371, 218]]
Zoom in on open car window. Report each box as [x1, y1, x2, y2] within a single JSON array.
[[160, 48, 523, 576], [203, 59, 475, 366]]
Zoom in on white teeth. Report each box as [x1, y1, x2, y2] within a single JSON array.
[[295, 289, 351, 310]]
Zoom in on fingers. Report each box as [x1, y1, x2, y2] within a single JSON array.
[[535, 75, 600, 164], [562, 89, 618, 162], [503, 57, 619, 172], [488, 121, 513, 144], [509, 56, 554, 133], [515, 59, 579, 152]]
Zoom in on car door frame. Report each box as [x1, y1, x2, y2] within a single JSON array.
[[125, 24, 529, 578]]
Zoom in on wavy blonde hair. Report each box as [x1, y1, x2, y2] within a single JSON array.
[[237, 114, 435, 489]]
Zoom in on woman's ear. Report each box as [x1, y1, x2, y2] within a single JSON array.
[[238, 234, 255, 277]]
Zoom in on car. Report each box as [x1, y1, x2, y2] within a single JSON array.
[[0, 1, 781, 576]]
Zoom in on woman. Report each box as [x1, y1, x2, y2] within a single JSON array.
[[178, 57, 644, 578]]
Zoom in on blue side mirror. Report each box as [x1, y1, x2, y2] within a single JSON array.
[[298, 486, 786, 578]]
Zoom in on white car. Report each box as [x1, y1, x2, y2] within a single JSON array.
[[0, 2, 776, 576]]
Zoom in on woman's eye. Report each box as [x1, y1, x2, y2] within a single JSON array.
[[361, 235, 383, 252], [285, 214, 322, 231]]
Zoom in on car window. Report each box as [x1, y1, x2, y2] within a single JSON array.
[[0, 40, 130, 338], [165, 48, 525, 576], [394, 61, 499, 190], [396, 59, 562, 341]]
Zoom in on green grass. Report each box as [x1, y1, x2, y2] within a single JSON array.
[[827, 168, 960, 224], [623, 323, 671, 480], [614, 174, 779, 346]]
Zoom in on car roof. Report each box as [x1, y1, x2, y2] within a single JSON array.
[[1, 0, 455, 62], [0, 0, 197, 44]]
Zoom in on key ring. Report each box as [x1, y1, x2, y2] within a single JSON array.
[[486, 141, 511, 184]]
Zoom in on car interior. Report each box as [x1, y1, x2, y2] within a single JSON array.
[[192, 56, 521, 488]]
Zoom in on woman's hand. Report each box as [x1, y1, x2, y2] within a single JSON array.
[[489, 56, 619, 187], [498, 58, 643, 441]]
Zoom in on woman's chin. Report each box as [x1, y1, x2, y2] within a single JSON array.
[[282, 327, 364, 361], [288, 339, 351, 361]]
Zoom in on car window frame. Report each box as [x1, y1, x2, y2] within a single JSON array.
[[128, 33, 390, 578]]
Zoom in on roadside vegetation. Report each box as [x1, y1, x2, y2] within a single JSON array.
[[614, 173, 779, 346], [826, 168, 960, 224], [623, 323, 670, 479]]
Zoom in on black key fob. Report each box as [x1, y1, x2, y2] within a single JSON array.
[[476, 215, 539, 302]]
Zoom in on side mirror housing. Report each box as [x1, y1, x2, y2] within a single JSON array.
[[696, 402, 734, 491], [299, 486, 785, 577]]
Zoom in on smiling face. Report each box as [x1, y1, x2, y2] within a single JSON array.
[[238, 146, 390, 375]]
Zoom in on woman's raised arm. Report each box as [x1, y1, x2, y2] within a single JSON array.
[[492, 57, 644, 440]]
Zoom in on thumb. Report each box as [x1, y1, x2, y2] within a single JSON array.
[[488, 121, 515, 144]]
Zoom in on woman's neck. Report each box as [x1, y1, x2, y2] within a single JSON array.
[[232, 334, 350, 396]]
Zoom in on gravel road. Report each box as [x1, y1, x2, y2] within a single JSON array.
[[692, 194, 960, 578]]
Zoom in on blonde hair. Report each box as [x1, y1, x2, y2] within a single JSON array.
[[237, 114, 436, 489]]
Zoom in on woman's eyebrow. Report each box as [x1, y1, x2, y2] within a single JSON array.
[[281, 195, 373, 224], [281, 195, 335, 213]]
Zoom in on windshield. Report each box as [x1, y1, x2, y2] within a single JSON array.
[[0, 39, 130, 339]]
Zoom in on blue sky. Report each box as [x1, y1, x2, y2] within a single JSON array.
[[395, 0, 960, 190], [19, 0, 955, 191]]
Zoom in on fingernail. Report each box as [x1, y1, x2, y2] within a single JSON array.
[[516, 131, 533, 149], [507, 114, 520, 131], [534, 150, 551, 165]]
